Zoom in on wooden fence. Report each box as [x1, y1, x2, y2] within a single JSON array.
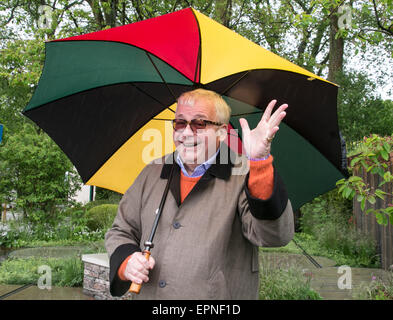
[[352, 152, 393, 270]]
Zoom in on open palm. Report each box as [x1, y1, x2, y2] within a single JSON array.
[[239, 100, 288, 159]]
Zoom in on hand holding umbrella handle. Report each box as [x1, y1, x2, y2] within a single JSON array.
[[129, 250, 151, 294], [129, 163, 174, 295]]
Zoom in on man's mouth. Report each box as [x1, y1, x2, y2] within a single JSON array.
[[182, 142, 199, 147]]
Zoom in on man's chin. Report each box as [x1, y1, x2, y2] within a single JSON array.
[[178, 148, 204, 165]]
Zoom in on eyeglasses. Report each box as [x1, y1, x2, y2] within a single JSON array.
[[172, 119, 223, 133]]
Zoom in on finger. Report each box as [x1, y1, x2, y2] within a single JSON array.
[[270, 111, 287, 129], [261, 100, 277, 122], [269, 104, 288, 124], [239, 118, 251, 152], [126, 270, 149, 284], [270, 126, 280, 137], [148, 256, 155, 270], [239, 118, 250, 134], [136, 252, 151, 268]]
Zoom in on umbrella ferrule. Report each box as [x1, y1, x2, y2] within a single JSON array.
[[144, 241, 154, 249]]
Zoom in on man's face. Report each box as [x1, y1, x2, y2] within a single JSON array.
[[173, 97, 224, 169]]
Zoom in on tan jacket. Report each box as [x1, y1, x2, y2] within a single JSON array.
[[105, 150, 294, 300]]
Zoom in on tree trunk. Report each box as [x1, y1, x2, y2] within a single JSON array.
[[327, 9, 344, 82]]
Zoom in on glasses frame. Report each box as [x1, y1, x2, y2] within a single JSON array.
[[172, 119, 223, 133]]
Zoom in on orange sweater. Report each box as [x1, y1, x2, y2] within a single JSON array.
[[118, 156, 274, 280]]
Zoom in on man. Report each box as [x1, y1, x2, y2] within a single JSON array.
[[105, 89, 294, 299]]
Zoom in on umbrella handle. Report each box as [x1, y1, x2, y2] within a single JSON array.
[[129, 250, 151, 294]]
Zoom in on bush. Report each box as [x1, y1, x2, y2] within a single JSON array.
[[0, 257, 84, 287], [258, 261, 321, 300], [299, 188, 379, 267], [85, 204, 118, 231]]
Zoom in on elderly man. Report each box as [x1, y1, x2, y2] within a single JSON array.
[[105, 89, 294, 300]]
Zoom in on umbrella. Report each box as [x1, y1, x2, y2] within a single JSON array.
[[23, 7, 347, 211]]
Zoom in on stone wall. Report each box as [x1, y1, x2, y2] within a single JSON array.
[[82, 253, 132, 300]]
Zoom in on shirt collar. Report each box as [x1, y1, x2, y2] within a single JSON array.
[[176, 148, 220, 178], [160, 144, 235, 181]]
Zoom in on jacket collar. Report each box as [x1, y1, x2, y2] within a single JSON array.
[[160, 145, 236, 206], [160, 144, 234, 180]]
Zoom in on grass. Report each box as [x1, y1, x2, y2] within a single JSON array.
[[0, 240, 106, 288], [0, 257, 84, 287], [258, 255, 322, 300], [261, 232, 379, 268]]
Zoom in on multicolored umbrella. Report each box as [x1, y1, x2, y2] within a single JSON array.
[[23, 7, 347, 211]]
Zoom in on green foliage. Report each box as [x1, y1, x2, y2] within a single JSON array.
[[336, 71, 393, 146], [337, 134, 393, 226], [0, 208, 105, 249], [85, 204, 118, 231], [94, 187, 122, 203], [258, 261, 322, 300], [354, 272, 393, 300], [0, 257, 84, 287], [0, 123, 81, 217], [299, 189, 379, 267]]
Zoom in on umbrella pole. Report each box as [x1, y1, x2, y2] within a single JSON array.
[[129, 163, 175, 294]]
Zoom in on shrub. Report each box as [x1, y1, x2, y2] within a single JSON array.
[[353, 271, 393, 300], [258, 260, 321, 300], [85, 204, 118, 231], [299, 188, 379, 267], [0, 257, 84, 287]]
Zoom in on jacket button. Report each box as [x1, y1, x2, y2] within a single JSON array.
[[173, 222, 181, 229], [159, 280, 166, 288]]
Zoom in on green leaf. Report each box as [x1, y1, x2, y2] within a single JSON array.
[[385, 207, 393, 214], [344, 187, 353, 199], [383, 142, 390, 153], [350, 157, 361, 167], [361, 198, 366, 211], [368, 196, 376, 205], [348, 176, 363, 183], [380, 150, 389, 161], [376, 212, 388, 226], [336, 178, 346, 186]]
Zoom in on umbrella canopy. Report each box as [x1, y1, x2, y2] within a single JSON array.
[[23, 7, 347, 211]]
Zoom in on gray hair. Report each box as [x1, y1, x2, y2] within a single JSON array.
[[177, 89, 231, 124]]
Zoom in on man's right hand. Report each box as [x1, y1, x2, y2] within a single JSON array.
[[123, 252, 155, 284]]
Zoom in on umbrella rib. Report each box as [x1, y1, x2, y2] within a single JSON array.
[[220, 70, 251, 95], [129, 82, 171, 109], [145, 52, 178, 103], [231, 111, 263, 117]]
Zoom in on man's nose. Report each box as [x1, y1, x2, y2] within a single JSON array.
[[182, 123, 195, 136]]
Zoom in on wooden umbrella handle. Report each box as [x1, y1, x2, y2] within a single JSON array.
[[129, 250, 151, 294]]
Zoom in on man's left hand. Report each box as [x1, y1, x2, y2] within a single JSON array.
[[239, 100, 288, 159]]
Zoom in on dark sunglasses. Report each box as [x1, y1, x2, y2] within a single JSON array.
[[172, 119, 223, 132]]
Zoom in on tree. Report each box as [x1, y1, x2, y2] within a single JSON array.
[[336, 70, 393, 146], [0, 123, 81, 218]]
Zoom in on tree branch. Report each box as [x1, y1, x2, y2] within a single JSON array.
[[372, 0, 393, 36]]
